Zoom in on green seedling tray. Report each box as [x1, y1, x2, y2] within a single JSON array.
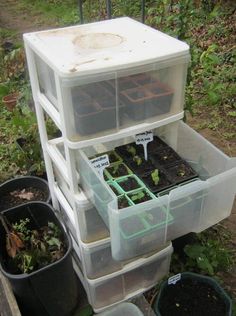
[[117, 193, 134, 209], [107, 180, 123, 196], [127, 187, 156, 205], [115, 174, 146, 194], [104, 162, 133, 180], [141, 204, 173, 230]]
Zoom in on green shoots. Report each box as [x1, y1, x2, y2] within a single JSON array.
[[131, 191, 145, 202], [151, 169, 160, 186], [127, 145, 136, 157], [133, 155, 142, 166]]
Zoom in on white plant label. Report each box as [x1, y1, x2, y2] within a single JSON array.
[[135, 131, 153, 161], [168, 273, 181, 285], [90, 154, 110, 179]]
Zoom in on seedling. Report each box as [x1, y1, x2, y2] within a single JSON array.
[[151, 169, 160, 186], [133, 155, 142, 166], [177, 169, 186, 177], [126, 145, 136, 157], [130, 191, 145, 202]]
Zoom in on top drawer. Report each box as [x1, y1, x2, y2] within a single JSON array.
[[24, 17, 189, 146]]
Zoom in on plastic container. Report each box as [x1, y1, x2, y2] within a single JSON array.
[[153, 272, 232, 316], [0, 176, 50, 212], [24, 17, 189, 145], [97, 302, 144, 316], [75, 243, 173, 312], [0, 202, 78, 316], [54, 183, 109, 244], [77, 120, 236, 260]]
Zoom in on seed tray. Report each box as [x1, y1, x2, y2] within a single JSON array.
[[115, 175, 145, 194], [104, 162, 133, 180]]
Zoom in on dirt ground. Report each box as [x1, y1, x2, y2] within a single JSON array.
[[1, 0, 236, 301]]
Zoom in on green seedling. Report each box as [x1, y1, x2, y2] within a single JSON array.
[[133, 155, 142, 166], [130, 191, 145, 202], [151, 169, 160, 186], [111, 164, 119, 175], [126, 145, 136, 157], [177, 169, 186, 177]]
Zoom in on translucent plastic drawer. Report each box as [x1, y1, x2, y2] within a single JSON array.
[[97, 302, 144, 316], [79, 237, 168, 280], [24, 17, 189, 144], [77, 121, 236, 261], [53, 179, 109, 244], [85, 244, 172, 311]]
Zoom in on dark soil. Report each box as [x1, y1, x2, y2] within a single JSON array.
[[117, 176, 141, 192], [128, 190, 152, 204], [141, 170, 172, 193], [108, 183, 120, 196], [159, 278, 227, 316], [147, 136, 168, 153], [107, 163, 130, 178], [108, 152, 120, 164], [152, 147, 182, 166], [128, 156, 155, 175], [118, 195, 130, 209], [115, 143, 143, 159], [0, 187, 48, 210], [167, 162, 197, 184]]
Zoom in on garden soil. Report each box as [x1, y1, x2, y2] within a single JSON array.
[[0, 0, 235, 302]]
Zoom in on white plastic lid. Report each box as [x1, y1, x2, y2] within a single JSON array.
[[97, 302, 144, 316], [24, 17, 189, 77]]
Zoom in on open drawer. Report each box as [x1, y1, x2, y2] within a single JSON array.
[[77, 121, 236, 261]]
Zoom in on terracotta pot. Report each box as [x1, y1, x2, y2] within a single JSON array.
[[2, 92, 19, 111]]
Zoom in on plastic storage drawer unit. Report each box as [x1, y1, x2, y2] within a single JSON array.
[[77, 121, 236, 260], [74, 243, 173, 312], [24, 17, 189, 145]]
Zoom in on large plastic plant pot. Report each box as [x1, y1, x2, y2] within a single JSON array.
[[153, 272, 232, 316], [0, 176, 51, 212], [0, 202, 79, 316]]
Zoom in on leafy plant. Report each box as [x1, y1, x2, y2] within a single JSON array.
[[127, 145, 136, 157], [2, 216, 65, 274], [133, 155, 142, 166], [151, 169, 160, 185], [130, 191, 145, 202]]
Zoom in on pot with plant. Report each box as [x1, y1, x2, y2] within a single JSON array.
[[151, 147, 182, 167], [0, 202, 79, 316], [105, 162, 132, 180], [0, 176, 50, 211], [141, 169, 173, 194], [167, 161, 198, 184], [126, 154, 155, 175], [153, 272, 232, 316]]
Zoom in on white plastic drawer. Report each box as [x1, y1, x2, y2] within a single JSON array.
[[78, 121, 236, 260], [24, 17, 189, 146], [54, 183, 109, 244], [86, 244, 172, 311], [97, 302, 144, 316]]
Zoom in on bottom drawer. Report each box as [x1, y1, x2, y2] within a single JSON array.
[[86, 243, 172, 311]]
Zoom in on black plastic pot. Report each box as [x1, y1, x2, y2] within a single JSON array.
[[153, 272, 232, 316], [0, 176, 50, 212], [0, 202, 79, 316]]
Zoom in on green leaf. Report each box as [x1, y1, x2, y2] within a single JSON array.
[[184, 244, 205, 259], [228, 111, 236, 117]]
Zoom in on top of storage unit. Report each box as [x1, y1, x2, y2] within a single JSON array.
[[24, 17, 189, 77]]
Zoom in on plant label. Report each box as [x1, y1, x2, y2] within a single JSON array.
[[135, 131, 153, 161], [168, 273, 181, 285], [90, 155, 110, 179]]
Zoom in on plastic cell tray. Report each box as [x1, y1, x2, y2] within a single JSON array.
[[77, 121, 236, 261], [24, 17, 190, 144]]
